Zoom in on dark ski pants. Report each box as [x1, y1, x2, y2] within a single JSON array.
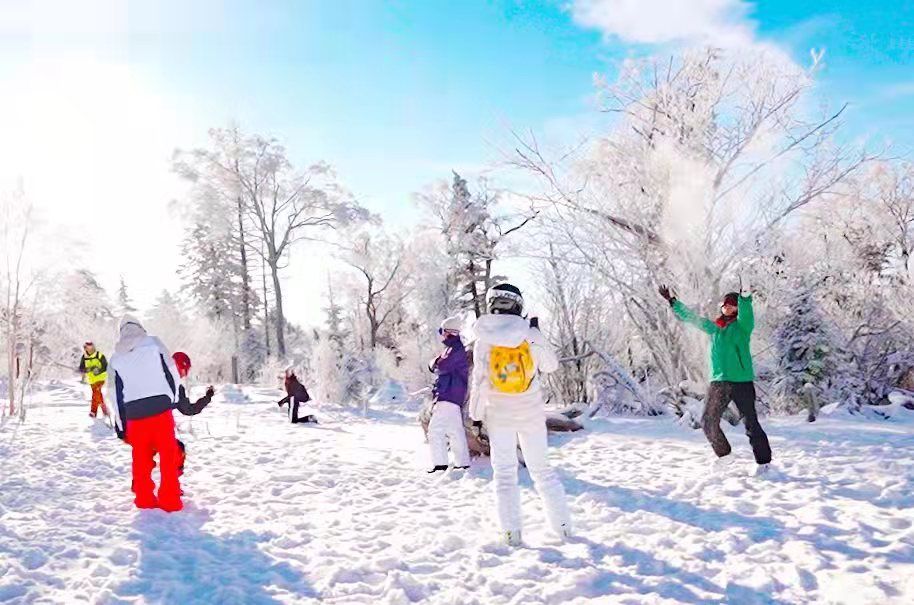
[[290, 398, 314, 424], [703, 382, 772, 464]]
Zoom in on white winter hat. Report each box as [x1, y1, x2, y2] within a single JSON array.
[[440, 315, 463, 333]]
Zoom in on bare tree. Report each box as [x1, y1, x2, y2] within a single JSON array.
[[176, 127, 369, 358], [1, 185, 41, 419], [340, 231, 410, 350]]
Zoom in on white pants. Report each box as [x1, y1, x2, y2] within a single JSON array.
[[428, 401, 470, 467], [488, 420, 571, 534]]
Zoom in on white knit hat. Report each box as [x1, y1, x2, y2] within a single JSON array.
[[440, 315, 463, 332]]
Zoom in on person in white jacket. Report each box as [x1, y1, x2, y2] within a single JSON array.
[[469, 284, 571, 546], [108, 316, 184, 512]]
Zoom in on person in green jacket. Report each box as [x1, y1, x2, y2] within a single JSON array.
[[659, 285, 772, 471]]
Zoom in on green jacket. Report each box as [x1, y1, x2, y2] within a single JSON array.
[[672, 295, 754, 383]]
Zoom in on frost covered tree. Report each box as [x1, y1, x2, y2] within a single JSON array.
[[418, 172, 536, 317], [117, 276, 137, 316], [180, 221, 243, 325], [769, 286, 842, 416], [173, 127, 255, 334], [0, 186, 43, 418], [512, 48, 872, 394], [538, 244, 609, 407]]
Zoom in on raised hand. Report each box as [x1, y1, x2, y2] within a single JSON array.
[[739, 275, 752, 297], [658, 284, 676, 303]]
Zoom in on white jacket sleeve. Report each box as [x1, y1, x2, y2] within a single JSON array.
[[152, 337, 181, 403], [468, 341, 489, 422], [530, 328, 560, 374]]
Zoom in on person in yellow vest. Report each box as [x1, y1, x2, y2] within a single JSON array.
[[78, 341, 109, 418]]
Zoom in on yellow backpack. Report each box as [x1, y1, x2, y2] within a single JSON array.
[[489, 341, 535, 394]]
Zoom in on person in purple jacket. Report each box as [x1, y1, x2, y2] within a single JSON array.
[[427, 316, 471, 473]]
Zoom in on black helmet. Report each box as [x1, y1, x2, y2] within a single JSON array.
[[487, 283, 524, 315]]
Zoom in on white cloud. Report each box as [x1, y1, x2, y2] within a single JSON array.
[[569, 0, 756, 48]]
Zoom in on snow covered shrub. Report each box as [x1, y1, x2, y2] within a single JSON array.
[[769, 287, 843, 414], [256, 357, 290, 389], [312, 334, 346, 406]]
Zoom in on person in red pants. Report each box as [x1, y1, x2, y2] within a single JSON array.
[[109, 316, 184, 512]]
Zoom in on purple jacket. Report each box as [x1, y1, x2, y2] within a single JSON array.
[[431, 335, 469, 406]]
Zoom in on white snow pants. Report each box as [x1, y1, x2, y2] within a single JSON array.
[[428, 401, 471, 467], [488, 420, 571, 534]]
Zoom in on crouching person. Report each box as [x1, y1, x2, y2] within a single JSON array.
[[427, 316, 471, 473], [470, 284, 572, 546], [110, 316, 184, 512], [278, 370, 317, 424]]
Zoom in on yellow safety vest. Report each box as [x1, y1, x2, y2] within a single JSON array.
[[83, 352, 108, 385]]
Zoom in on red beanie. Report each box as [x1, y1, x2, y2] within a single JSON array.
[[722, 292, 739, 307]]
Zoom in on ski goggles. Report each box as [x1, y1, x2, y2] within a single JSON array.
[[487, 290, 524, 312], [438, 328, 459, 336]]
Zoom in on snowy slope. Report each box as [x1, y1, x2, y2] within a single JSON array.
[[1, 382, 913, 604]]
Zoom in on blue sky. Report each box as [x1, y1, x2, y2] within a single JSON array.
[[0, 0, 912, 324]]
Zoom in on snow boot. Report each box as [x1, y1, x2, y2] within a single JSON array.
[[504, 529, 523, 547], [751, 463, 771, 477], [710, 454, 736, 474], [454, 465, 470, 470], [427, 465, 448, 474]]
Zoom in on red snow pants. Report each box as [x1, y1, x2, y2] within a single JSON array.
[[126, 410, 183, 512], [90, 382, 109, 417]]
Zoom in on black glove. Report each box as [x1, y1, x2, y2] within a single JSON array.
[[658, 285, 676, 306], [206, 386, 216, 398], [472, 420, 483, 429], [115, 426, 126, 441], [529, 317, 539, 329]]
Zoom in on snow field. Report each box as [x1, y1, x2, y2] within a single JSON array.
[[1, 383, 913, 604]]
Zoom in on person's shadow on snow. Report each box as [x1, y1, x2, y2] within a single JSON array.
[[534, 538, 777, 605], [113, 507, 315, 604], [563, 476, 784, 542]]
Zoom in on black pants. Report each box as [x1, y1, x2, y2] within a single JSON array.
[[703, 382, 772, 464], [289, 397, 314, 424]]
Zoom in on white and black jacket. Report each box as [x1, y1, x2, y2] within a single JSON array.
[[109, 335, 181, 439]]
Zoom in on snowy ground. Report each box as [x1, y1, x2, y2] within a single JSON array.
[[1, 382, 913, 604]]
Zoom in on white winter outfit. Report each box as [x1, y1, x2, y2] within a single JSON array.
[[428, 401, 471, 467], [469, 314, 571, 536], [108, 317, 181, 436]]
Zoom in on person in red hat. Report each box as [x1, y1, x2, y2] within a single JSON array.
[[659, 283, 772, 475], [171, 352, 215, 476]]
